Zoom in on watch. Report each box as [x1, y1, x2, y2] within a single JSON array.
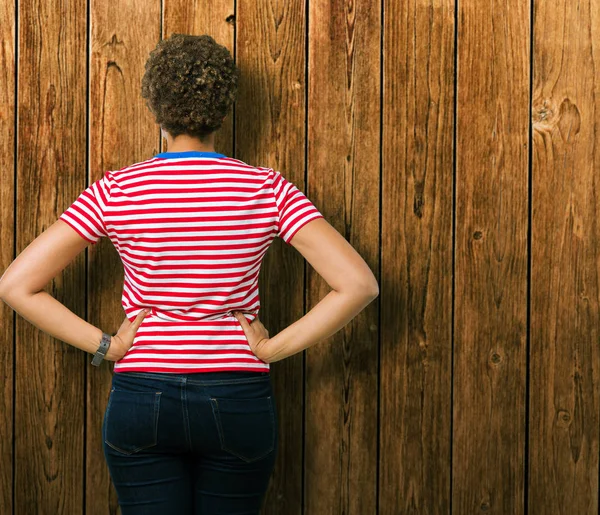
[[91, 332, 112, 366]]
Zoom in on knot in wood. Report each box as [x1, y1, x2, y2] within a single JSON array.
[[557, 410, 571, 427], [532, 98, 555, 124]]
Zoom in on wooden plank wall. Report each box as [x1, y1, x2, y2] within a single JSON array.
[[0, 0, 15, 513], [380, 0, 454, 512], [529, 0, 600, 513], [1, 0, 598, 514], [453, 0, 529, 511], [14, 1, 87, 514]]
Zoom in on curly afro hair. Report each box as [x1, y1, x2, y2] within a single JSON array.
[[141, 34, 239, 139]]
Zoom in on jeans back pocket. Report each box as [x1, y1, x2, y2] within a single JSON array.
[[104, 388, 162, 455], [210, 396, 276, 463]]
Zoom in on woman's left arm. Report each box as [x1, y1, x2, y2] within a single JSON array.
[[0, 220, 147, 361]]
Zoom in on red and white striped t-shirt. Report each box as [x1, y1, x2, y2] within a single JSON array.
[[59, 150, 324, 374]]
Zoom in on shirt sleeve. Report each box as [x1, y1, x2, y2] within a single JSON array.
[[271, 170, 324, 244], [59, 171, 112, 244]]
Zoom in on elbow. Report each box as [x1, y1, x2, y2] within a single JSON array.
[[362, 272, 379, 299], [0, 278, 22, 305], [346, 278, 379, 300], [366, 281, 379, 300], [371, 282, 380, 298], [0, 286, 14, 306], [0, 269, 12, 301], [0, 280, 9, 302], [0, 268, 35, 304]]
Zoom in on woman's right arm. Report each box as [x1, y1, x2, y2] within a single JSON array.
[[260, 218, 379, 364]]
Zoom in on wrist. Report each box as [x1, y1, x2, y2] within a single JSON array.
[[256, 338, 274, 364], [103, 336, 117, 361], [90, 331, 112, 366]]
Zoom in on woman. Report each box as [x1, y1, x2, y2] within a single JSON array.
[[0, 34, 378, 514]]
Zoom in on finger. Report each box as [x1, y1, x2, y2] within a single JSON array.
[[131, 308, 150, 330], [233, 311, 251, 333]]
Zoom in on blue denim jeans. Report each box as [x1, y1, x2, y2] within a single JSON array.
[[102, 370, 278, 514]]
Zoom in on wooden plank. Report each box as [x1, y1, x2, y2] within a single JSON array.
[[85, 1, 161, 513], [379, 0, 455, 513], [15, 0, 87, 513], [235, 1, 307, 511], [305, 0, 380, 513], [452, 0, 529, 512], [529, 0, 600, 512], [0, 0, 15, 512]]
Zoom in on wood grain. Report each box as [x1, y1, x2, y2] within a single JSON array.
[[452, 0, 529, 512], [529, 0, 600, 512], [380, 0, 455, 513], [235, 0, 307, 511], [0, 0, 15, 513], [86, 2, 161, 513], [305, 0, 380, 513], [15, 0, 87, 513]]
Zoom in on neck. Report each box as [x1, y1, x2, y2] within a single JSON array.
[[162, 131, 216, 153]]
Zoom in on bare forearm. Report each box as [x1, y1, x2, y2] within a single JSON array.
[[1, 290, 104, 355], [263, 288, 378, 363]]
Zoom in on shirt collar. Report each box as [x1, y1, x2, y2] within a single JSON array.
[[154, 150, 226, 159]]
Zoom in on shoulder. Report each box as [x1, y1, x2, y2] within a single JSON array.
[[217, 157, 277, 179]]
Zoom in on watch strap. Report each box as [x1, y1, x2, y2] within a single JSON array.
[[91, 332, 112, 366]]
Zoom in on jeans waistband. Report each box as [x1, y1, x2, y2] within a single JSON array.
[[112, 370, 270, 386]]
